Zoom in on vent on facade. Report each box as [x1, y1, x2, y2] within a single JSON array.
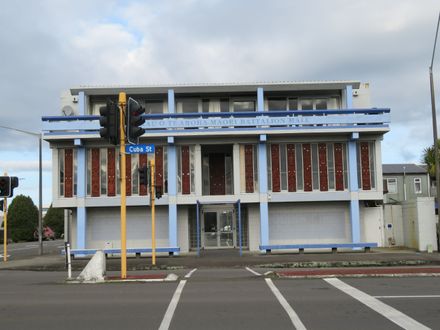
[[364, 200, 382, 207]]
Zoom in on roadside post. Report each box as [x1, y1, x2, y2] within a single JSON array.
[[3, 196, 7, 262], [0, 173, 18, 262], [119, 92, 128, 279], [149, 159, 156, 266], [65, 242, 72, 279], [125, 143, 156, 266]]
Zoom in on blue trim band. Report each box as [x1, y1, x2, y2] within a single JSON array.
[[259, 243, 377, 250]]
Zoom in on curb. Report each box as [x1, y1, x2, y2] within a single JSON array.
[[274, 267, 440, 279], [66, 273, 178, 284]]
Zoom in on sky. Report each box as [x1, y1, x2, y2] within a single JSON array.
[[0, 0, 439, 208]]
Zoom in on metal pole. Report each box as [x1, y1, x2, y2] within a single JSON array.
[[38, 134, 43, 255], [119, 92, 127, 279], [3, 195, 7, 262], [196, 200, 200, 257], [150, 159, 156, 266], [0, 125, 44, 254], [238, 199, 242, 257], [430, 12, 440, 220]]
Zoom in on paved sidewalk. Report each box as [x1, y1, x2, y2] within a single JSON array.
[[1, 247, 440, 272]]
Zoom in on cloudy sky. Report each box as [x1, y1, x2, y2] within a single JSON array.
[[0, 0, 439, 207]]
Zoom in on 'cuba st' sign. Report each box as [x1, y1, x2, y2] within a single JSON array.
[[125, 144, 155, 154]]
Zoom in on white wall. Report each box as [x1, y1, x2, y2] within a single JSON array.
[[401, 197, 438, 251], [360, 205, 384, 246], [415, 198, 437, 251], [248, 204, 260, 252], [178, 206, 189, 253], [383, 205, 404, 247], [85, 206, 169, 250], [268, 202, 350, 245]]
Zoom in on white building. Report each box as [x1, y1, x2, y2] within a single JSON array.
[[42, 81, 390, 255]]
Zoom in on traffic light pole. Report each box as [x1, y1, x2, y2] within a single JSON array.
[[119, 92, 128, 279], [3, 195, 7, 262], [150, 159, 156, 266], [0, 125, 43, 256]]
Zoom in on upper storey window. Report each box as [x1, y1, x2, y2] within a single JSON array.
[[266, 97, 339, 111], [201, 99, 230, 113], [177, 99, 199, 113], [145, 100, 164, 114], [233, 100, 255, 112]]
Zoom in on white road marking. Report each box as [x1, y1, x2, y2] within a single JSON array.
[[265, 278, 307, 330], [245, 267, 261, 276], [375, 295, 440, 299], [159, 280, 187, 330], [184, 268, 197, 278], [324, 278, 431, 330]]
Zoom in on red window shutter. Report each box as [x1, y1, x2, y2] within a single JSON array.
[[287, 144, 296, 192], [64, 149, 73, 198], [271, 144, 281, 192], [319, 143, 328, 191], [361, 142, 371, 190], [303, 144, 312, 192], [125, 154, 132, 196], [334, 143, 344, 191], [107, 148, 116, 196], [91, 148, 100, 197], [155, 146, 164, 191], [139, 153, 148, 196], [181, 146, 190, 194], [244, 145, 254, 193]]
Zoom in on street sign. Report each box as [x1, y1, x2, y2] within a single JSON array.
[[125, 144, 155, 154]]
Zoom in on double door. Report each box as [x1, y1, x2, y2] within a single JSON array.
[[202, 208, 235, 248]]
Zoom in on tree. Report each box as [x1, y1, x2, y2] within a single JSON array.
[[422, 139, 440, 178], [7, 195, 38, 242], [44, 204, 64, 238]]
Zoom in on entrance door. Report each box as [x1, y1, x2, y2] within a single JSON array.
[[209, 153, 225, 195], [203, 209, 234, 248]]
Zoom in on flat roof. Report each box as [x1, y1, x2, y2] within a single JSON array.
[[70, 80, 361, 96]]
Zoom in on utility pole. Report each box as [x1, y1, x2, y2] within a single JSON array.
[[429, 12, 440, 219]]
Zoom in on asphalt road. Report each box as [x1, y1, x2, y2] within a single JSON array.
[[0, 268, 439, 329], [0, 239, 64, 260]]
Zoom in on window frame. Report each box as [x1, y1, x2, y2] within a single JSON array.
[[414, 177, 422, 194], [386, 177, 398, 194]]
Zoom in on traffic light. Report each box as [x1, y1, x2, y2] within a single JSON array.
[[126, 99, 145, 143], [99, 100, 120, 145], [10, 177, 18, 197], [139, 166, 149, 187], [0, 177, 10, 198], [0, 200, 3, 211], [155, 185, 163, 199], [0, 176, 18, 198]]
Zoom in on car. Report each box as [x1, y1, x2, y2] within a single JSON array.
[[33, 226, 55, 241]]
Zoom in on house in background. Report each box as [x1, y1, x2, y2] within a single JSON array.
[[382, 163, 437, 251], [382, 164, 430, 204]]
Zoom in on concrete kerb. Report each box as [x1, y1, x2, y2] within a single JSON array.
[[2, 248, 440, 272]]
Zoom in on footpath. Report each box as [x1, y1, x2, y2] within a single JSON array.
[[1, 247, 440, 277]]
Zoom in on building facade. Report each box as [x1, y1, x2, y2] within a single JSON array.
[[43, 81, 390, 254]]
